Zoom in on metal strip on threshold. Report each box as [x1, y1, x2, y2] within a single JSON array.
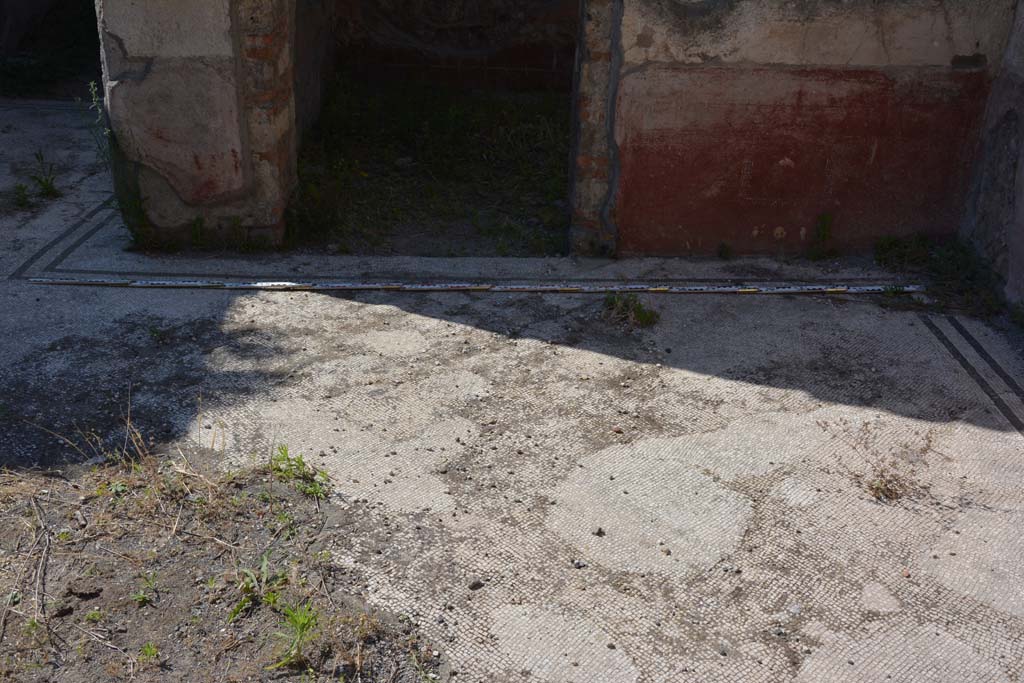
[[27, 276, 925, 295]]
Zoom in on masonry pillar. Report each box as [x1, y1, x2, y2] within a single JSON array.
[[95, 0, 298, 247], [569, 0, 619, 256], [963, 0, 1024, 305]]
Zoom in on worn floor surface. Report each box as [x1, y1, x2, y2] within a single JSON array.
[[3, 99, 1024, 682]]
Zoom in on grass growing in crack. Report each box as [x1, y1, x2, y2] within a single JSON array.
[[287, 76, 571, 256], [604, 293, 660, 328], [269, 602, 319, 670], [865, 467, 911, 503], [84, 80, 112, 170], [270, 445, 330, 500], [875, 234, 1006, 318], [28, 151, 61, 199]]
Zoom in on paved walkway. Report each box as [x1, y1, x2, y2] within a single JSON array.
[[3, 99, 1024, 682]]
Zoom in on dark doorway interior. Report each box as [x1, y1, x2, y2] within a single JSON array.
[[287, 0, 579, 257], [0, 0, 101, 100]]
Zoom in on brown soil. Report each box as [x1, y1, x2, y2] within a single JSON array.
[[0, 439, 443, 682]]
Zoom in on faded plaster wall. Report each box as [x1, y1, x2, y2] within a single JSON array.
[[963, 0, 1024, 305], [97, 0, 298, 245], [572, 0, 1019, 256]]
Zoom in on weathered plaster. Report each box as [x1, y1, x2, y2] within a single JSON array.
[[100, 0, 235, 58], [569, 0, 620, 254], [96, 0, 298, 245], [620, 0, 1014, 68], [107, 59, 246, 205], [571, 0, 1019, 256], [963, 0, 1024, 304]]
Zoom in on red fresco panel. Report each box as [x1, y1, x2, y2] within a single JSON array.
[[613, 65, 991, 255]]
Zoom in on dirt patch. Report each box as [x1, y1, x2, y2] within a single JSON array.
[[0, 437, 444, 682]]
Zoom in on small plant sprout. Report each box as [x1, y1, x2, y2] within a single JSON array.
[[139, 642, 159, 664], [28, 151, 61, 199], [22, 618, 42, 639], [268, 602, 319, 670], [270, 446, 330, 500], [131, 573, 158, 606], [84, 610, 103, 624], [228, 552, 287, 623]]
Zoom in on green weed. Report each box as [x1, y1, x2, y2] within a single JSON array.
[[268, 602, 319, 670], [603, 293, 660, 328], [270, 446, 330, 500], [131, 573, 157, 606], [228, 552, 287, 623], [138, 642, 159, 664], [28, 151, 61, 199]]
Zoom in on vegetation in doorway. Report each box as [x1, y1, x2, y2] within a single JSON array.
[[874, 233, 1008, 319], [287, 76, 571, 256]]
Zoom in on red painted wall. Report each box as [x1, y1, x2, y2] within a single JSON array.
[[614, 65, 991, 255]]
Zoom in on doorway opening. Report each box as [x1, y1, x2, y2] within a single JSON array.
[[0, 0, 101, 100], [286, 0, 579, 257]]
